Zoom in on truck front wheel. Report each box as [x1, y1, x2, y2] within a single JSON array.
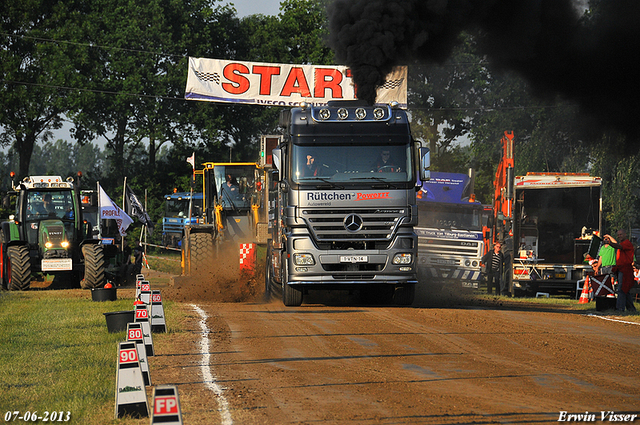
[[264, 244, 274, 301], [393, 284, 415, 306], [189, 232, 215, 275], [281, 259, 302, 306], [7, 245, 31, 291], [82, 244, 106, 289]]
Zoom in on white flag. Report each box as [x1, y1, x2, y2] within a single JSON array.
[[186, 152, 195, 169], [98, 184, 133, 236]]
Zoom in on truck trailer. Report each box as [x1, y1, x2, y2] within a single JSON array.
[[264, 101, 430, 306], [510, 173, 602, 295]]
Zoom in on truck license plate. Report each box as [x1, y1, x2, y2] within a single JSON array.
[[340, 255, 368, 263], [42, 258, 73, 271]]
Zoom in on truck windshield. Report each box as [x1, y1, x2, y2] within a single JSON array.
[[417, 203, 483, 231], [292, 143, 413, 184], [26, 190, 75, 221], [165, 197, 202, 218]]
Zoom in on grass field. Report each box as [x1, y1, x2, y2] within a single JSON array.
[[0, 290, 182, 424]]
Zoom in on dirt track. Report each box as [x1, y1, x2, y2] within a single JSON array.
[[145, 274, 640, 425]]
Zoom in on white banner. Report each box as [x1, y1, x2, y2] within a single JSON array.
[[185, 57, 407, 107]]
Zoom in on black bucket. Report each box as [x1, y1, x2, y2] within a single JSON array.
[[104, 310, 134, 333], [91, 287, 117, 302], [595, 296, 617, 311]]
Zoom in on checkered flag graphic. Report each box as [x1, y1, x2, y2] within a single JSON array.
[[194, 70, 221, 85], [380, 78, 404, 90]]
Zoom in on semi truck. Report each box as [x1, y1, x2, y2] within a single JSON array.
[[490, 131, 602, 296], [264, 100, 431, 306], [162, 191, 203, 248], [415, 171, 485, 290]]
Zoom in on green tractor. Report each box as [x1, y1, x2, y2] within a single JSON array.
[[0, 174, 106, 290]]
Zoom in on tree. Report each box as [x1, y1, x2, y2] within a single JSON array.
[[0, 0, 82, 179]]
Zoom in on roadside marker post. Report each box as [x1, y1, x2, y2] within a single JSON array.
[[115, 341, 149, 419], [140, 281, 151, 305], [126, 322, 151, 386], [134, 304, 155, 357], [135, 275, 145, 299], [151, 385, 183, 425], [151, 289, 167, 333]]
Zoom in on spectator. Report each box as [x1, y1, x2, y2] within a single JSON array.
[[482, 241, 505, 296], [594, 237, 616, 276], [133, 242, 144, 275], [605, 230, 637, 312]]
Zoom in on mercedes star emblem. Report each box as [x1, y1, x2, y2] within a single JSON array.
[[344, 213, 363, 232]]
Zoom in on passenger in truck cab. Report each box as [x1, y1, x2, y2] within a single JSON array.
[[303, 154, 319, 177], [371, 149, 400, 172]]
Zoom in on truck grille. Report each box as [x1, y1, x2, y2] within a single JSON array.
[[302, 208, 407, 242], [46, 225, 65, 244], [418, 238, 481, 260]]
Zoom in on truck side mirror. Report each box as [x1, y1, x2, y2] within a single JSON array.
[[272, 148, 282, 181], [420, 147, 431, 181]]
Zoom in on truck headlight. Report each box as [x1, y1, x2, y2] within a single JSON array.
[[293, 253, 315, 266], [61, 241, 69, 248], [45, 241, 53, 249], [392, 253, 412, 265], [464, 259, 471, 267]]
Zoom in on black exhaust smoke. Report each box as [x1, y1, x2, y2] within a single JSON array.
[[327, 0, 640, 139]]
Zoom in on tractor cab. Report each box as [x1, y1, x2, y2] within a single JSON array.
[[15, 176, 81, 262]]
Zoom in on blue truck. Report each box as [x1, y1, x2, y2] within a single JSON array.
[[416, 171, 485, 290], [162, 192, 203, 248]]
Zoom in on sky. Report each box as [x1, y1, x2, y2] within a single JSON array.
[[227, 0, 282, 17], [40, 0, 284, 151]]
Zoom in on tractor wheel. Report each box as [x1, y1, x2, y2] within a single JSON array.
[[189, 232, 215, 275], [82, 244, 106, 289], [7, 245, 31, 291]]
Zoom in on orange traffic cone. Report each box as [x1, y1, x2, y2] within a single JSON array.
[[579, 276, 592, 304]]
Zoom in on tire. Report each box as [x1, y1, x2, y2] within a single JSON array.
[[82, 244, 106, 289], [264, 244, 273, 301], [393, 284, 416, 306], [281, 257, 302, 306], [7, 245, 31, 291], [189, 232, 215, 274]]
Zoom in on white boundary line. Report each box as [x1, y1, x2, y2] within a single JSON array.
[[586, 313, 640, 326], [191, 304, 233, 425]]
